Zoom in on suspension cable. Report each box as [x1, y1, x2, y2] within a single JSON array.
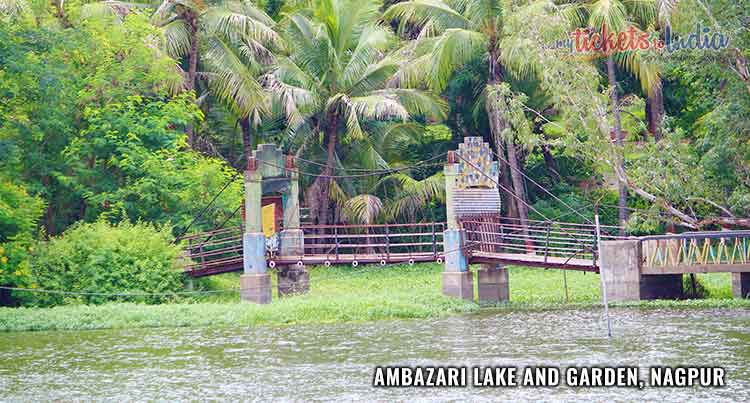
[[174, 169, 243, 242]]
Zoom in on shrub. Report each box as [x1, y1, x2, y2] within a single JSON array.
[[0, 179, 45, 306], [28, 221, 185, 307]]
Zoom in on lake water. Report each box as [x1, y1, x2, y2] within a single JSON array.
[[1, 307, 748, 401]]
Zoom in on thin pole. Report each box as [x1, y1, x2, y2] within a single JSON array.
[[595, 213, 613, 338], [563, 270, 569, 303]]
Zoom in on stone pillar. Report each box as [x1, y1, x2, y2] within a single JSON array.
[[277, 265, 310, 296], [732, 273, 750, 298], [277, 230, 309, 297], [441, 154, 473, 301], [477, 263, 509, 302], [241, 159, 271, 304], [601, 240, 683, 301], [442, 229, 473, 300]]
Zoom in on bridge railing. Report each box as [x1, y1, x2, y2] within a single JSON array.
[[301, 222, 446, 263], [459, 214, 623, 264], [181, 226, 244, 275], [640, 231, 750, 271]]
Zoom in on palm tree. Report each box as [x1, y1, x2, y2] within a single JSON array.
[[385, 0, 543, 236], [200, 0, 284, 161], [266, 0, 447, 226]]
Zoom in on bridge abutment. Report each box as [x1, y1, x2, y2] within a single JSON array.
[[601, 240, 683, 301], [477, 263, 509, 302], [732, 273, 750, 298]]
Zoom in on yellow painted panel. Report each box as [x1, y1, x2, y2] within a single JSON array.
[[262, 204, 276, 237]]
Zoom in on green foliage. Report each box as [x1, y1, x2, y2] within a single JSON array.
[[0, 178, 44, 292], [0, 178, 44, 243], [58, 94, 240, 233], [28, 221, 185, 307]]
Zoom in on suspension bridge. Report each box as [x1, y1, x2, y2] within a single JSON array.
[[179, 138, 750, 303]]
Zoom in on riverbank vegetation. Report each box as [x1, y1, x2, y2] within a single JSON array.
[[2, 263, 747, 332], [1, 1, 749, 309]]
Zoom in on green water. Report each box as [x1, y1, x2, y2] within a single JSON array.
[[1, 307, 748, 401]]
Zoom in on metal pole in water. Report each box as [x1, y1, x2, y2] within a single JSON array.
[[595, 213, 613, 338]]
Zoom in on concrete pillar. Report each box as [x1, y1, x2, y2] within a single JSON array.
[[240, 272, 272, 303], [283, 159, 301, 229], [444, 160, 459, 230], [477, 263, 509, 302], [732, 273, 750, 298], [601, 240, 683, 301], [442, 228, 473, 300], [241, 160, 271, 304], [277, 265, 310, 296], [601, 240, 642, 301], [277, 229, 308, 297], [440, 157, 474, 301]]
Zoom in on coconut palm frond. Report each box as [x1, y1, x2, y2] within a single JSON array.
[[588, 0, 629, 32], [427, 28, 487, 92], [204, 35, 267, 118], [344, 194, 383, 224], [615, 48, 661, 95], [162, 18, 192, 58], [341, 25, 394, 92], [384, 0, 470, 35], [622, 0, 657, 28], [371, 89, 448, 121], [202, 5, 283, 49], [383, 172, 445, 220]]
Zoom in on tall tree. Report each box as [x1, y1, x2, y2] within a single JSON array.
[[200, 0, 283, 162], [266, 0, 446, 226], [566, 0, 658, 232], [385, 0, 545, 235]]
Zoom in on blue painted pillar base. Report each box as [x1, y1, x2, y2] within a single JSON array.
[[241, 232, 271, 303], [443, 229, 467, 272], [243, 232, 267, 274], [442, 229, 472, 300]]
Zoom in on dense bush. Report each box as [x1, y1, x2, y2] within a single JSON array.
[[0, 179, 44, 305], [28, 221, 185, 307]]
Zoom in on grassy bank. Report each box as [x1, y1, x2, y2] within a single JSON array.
[[1, 264, 748, 332]]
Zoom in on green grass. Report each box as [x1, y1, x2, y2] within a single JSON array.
[[0, 264, 747, 332]]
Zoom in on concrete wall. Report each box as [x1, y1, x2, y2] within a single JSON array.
[[600, 240, 683, 301]]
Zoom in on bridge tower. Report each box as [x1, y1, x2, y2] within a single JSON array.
[[442, 137, 508, 302], [242, 144, 307, 303]]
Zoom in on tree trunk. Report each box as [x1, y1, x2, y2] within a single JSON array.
[[309, 112, 339, 226], [646, 81, 664, 141], [541, 144, 562, 182], [486, 40, 531, 247], [499, 148, 518, 220], [607, 54, 628, 235], [185, 12, 199, 147], [239, 116, 252, 165]]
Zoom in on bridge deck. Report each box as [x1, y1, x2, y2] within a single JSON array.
[[469, 251, 597, 272]]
